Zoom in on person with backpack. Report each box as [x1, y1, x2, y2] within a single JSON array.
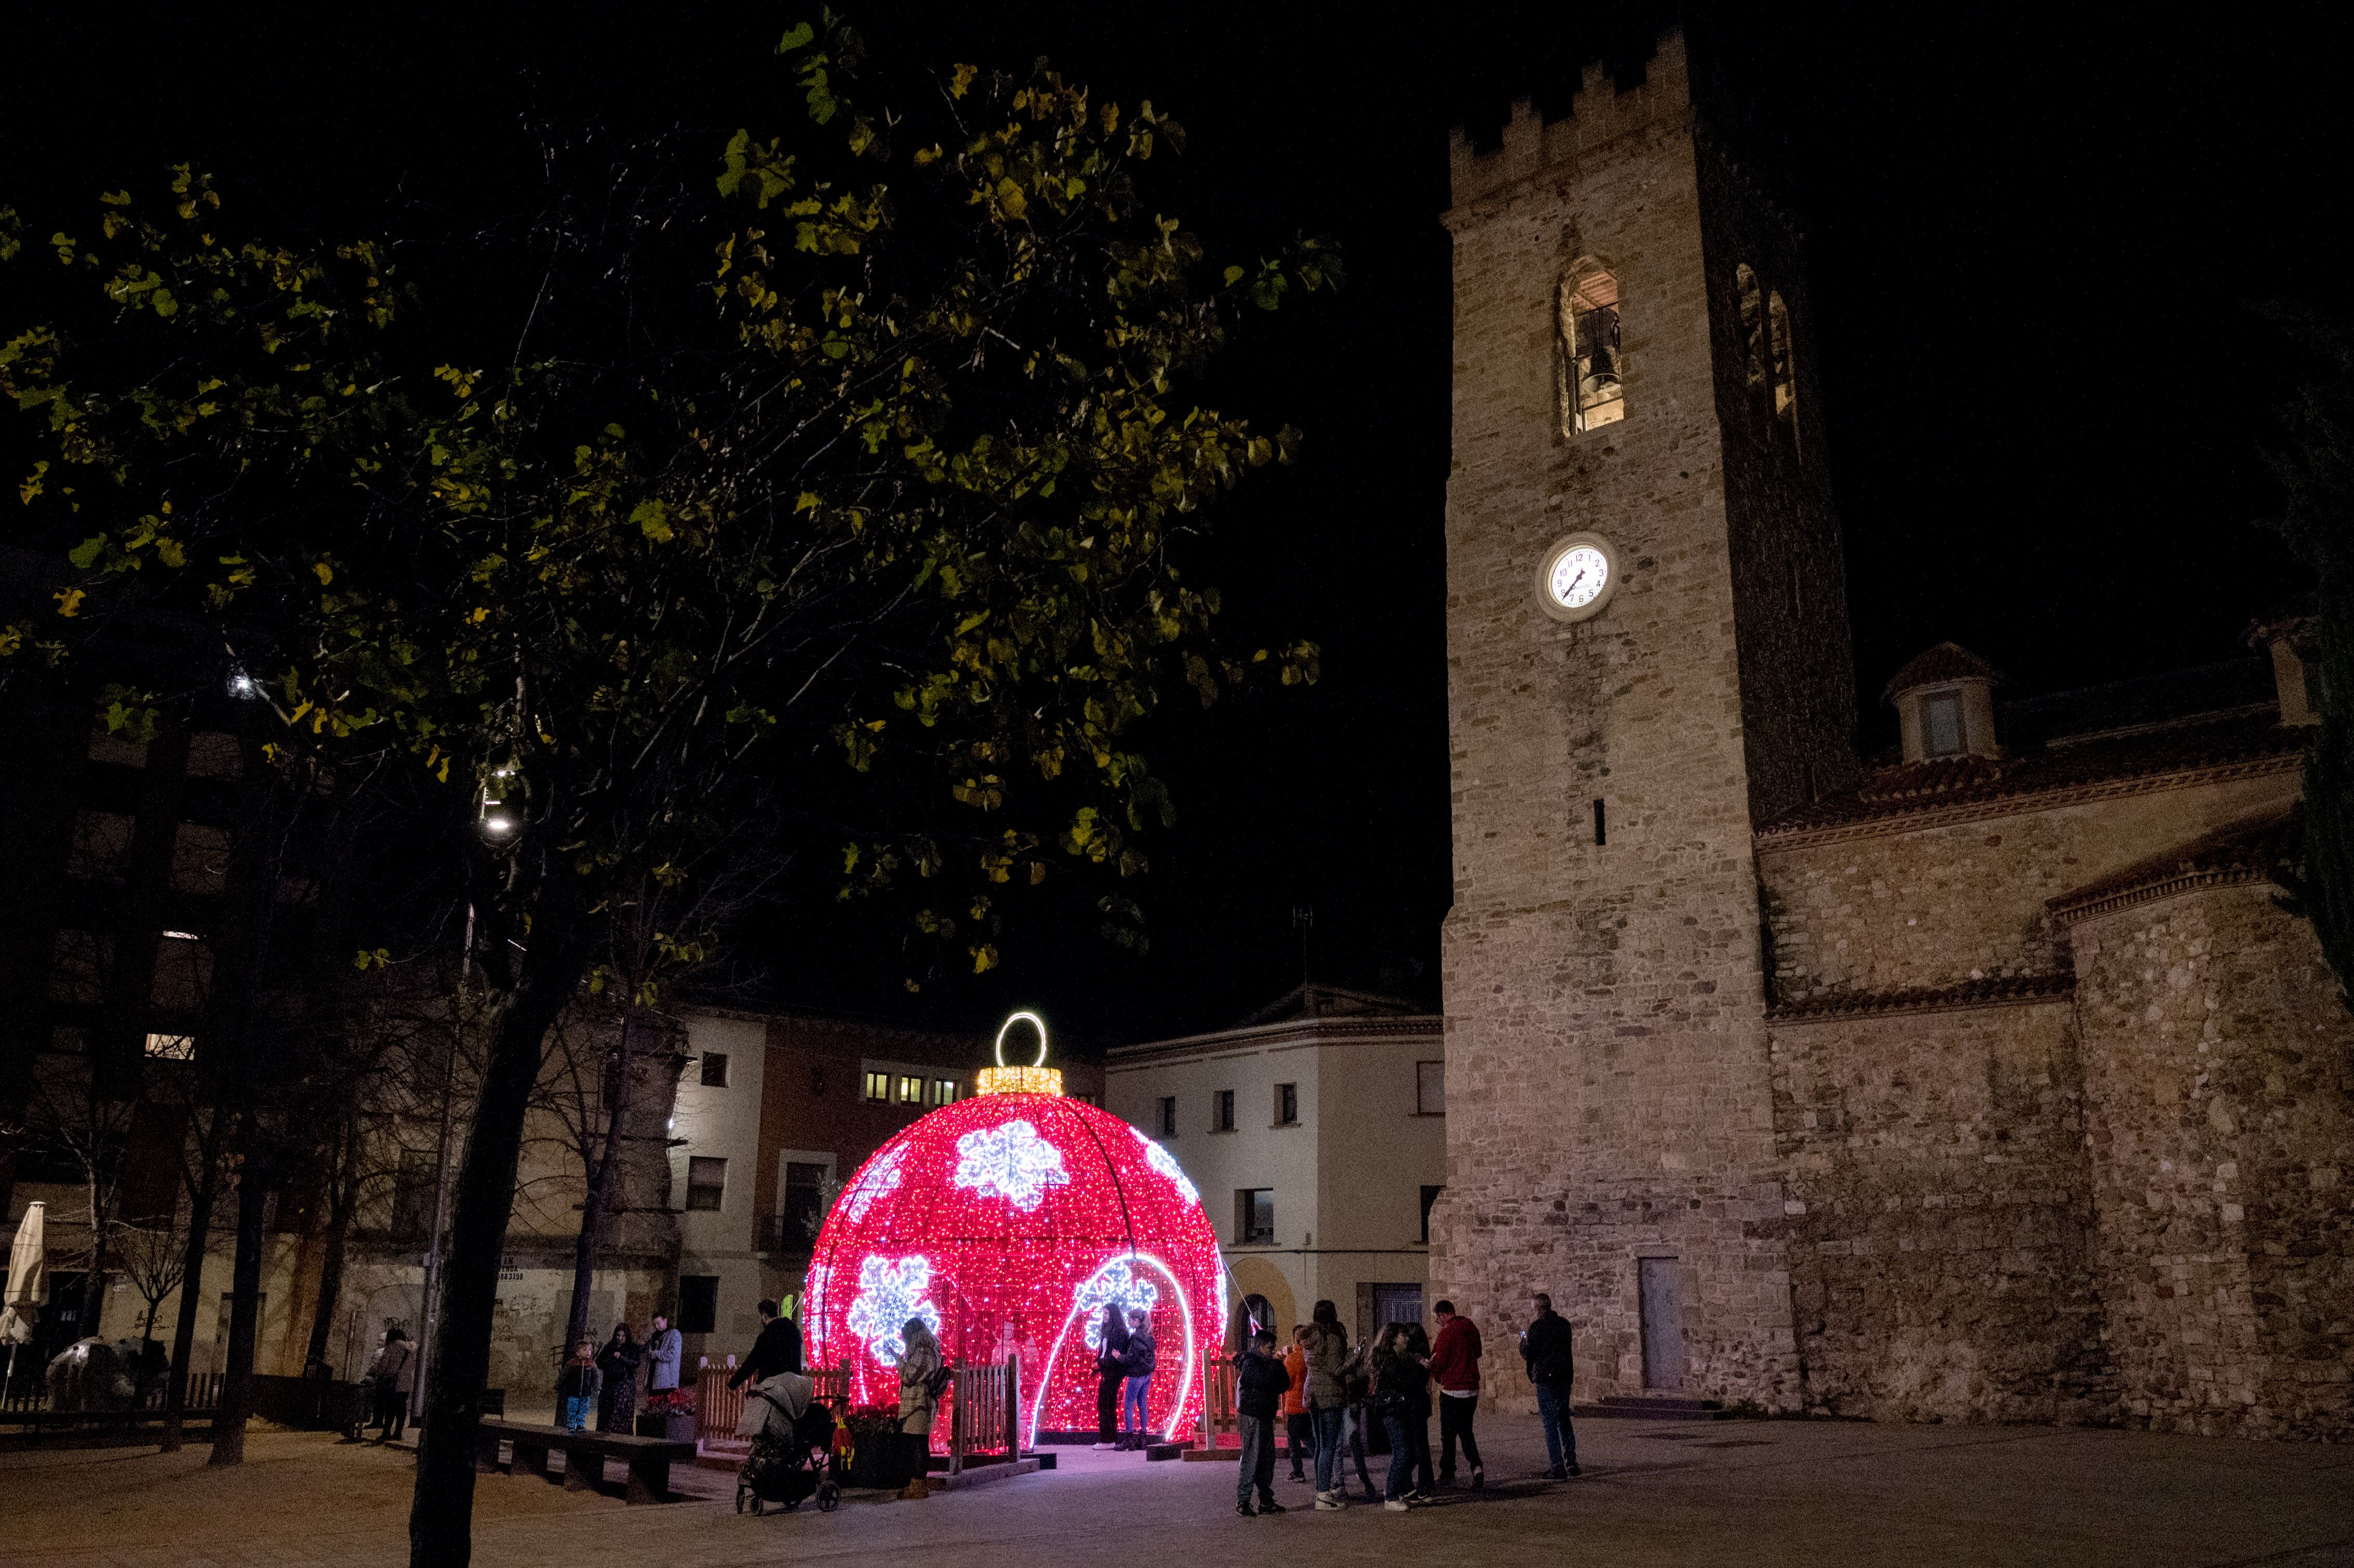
[[1301, 1299, 1351, 1508], [556, 1339, 601, 1432], [1428, 1299, 1484, 1489], [897, 1317, 945, 1500], [1232, 1328, 1291, 1517], [1092, 1304, 1131, 1449], [365, 1328, 414, 1442], [1118, 1309, 1156, 1448], [1521, 1291, 1580, 1479]]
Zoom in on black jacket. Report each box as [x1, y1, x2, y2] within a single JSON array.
[[1096, 1311, 1131, 1378], [1121, 1328, 1157, 1380], [1522, 1309, 1575, 1386], [1234, 1348, 1291, 1421], [729, 1315, 804, 1389]]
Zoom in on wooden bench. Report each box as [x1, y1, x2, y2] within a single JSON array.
[[473, 1418, 696, 1505]]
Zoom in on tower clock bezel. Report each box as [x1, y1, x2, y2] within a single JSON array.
[[1536, 531, 1620, 623]]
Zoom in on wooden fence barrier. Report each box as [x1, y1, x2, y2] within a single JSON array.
[[695, 1356, 854, 1451], [944, 1353, 1021, 1476], [1192, 1353, 1241, 1453]]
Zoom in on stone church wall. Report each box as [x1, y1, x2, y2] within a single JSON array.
[[1770, 1002, 2111, 1423], [1433, 36, 1802, 1414], [1760, 775, 2300, 1003], [2072, 885, 2354, 1439]]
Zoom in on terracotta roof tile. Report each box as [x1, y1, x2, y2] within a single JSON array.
[[2048, 811, 2300, 924], [1762, 708, 2304, 840], [1881, 642, 2004, 701]]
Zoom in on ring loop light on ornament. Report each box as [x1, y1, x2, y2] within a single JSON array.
[[979, 1010, 1060, 1095]]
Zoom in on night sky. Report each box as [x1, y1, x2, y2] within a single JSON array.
[[8, 3, 2348, 1046]]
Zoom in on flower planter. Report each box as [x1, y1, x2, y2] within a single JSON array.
[[635, 1411, 698, 1443]]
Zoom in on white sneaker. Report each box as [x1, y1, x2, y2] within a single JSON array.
[[1314, 1496, 1344, 1511], [1383, 1499, 1410, 1512], [1090, 1442, 1117, 1450]]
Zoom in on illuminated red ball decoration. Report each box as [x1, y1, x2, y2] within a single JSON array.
[[804, 1012, 1221, 1448]]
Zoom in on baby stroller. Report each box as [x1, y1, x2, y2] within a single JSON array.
[[735, 1371, 841, 1514]]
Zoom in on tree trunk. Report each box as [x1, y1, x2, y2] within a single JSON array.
[[409, 901, 591, 1568], [304, 1125, 358, 1376], [160, 1160, 219, 1454], [563, 1014, 635, 1355], [207, 1159, 269, 1466]]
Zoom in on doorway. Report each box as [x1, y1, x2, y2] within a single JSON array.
[[1638, 1258, 1685, 1391], [1368, 1283, 1423, 1334]]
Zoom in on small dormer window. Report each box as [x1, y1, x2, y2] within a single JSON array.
[[1920, 690, 1965, 757]]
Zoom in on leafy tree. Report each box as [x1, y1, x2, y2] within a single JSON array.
[[2, 19, 1328, 1563], [2264, 310, 2354, 1009]]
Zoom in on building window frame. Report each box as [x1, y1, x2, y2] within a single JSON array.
[[1213, 1089, 1236, 1133], [1558, 259, 1625, 436], [1275, 1082, 1298, 1127], [864, 1070, 890, 1102], [686, 1156, 727, 1212], [1157, 1096, 1177, 1137], [1236, 1187, 1275, 1246], [699, 1052, 730, 1089], [1415, 1060, 1446, 1117]]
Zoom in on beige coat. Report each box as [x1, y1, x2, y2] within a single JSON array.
[[897, 1325, 941, 1435]]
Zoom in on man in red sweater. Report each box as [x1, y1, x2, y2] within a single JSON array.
[[1427, 1300, 1484, 1489]]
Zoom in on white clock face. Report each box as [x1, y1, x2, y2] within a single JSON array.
[[1547, 545, 1609, 610]]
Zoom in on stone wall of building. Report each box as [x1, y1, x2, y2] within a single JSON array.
[[1433, 37, 1811, 1413], [1760, 773, 2299, 1003], [2071, 883, 2354, 1439], [1770, 1002, 2112, 1423]]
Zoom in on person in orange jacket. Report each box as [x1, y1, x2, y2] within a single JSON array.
[[1427, 1300, 1484, 1489], [1279, 1325, 1312, 1482]]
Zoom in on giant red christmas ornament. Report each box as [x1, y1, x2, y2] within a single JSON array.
[[804, 1013, 1222, 1448]]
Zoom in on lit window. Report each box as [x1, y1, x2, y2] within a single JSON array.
[[144, 1033, 195, 1061], [864, 1070, 890, 1102], [1214, 1090, 1235, 1132], [686, 1156, 727, 1211], [1558, 262, 1624, 434], [1276, 1083, 1298, 1126], [1921, 691, 1965, 757], [1768, 290, 1798, 438], [1157, 1096, 1176, 1137], [1736, 263, 1769, 420], [1416, 1061, 1446, 1116], [898, 1075, 923, 1104], [700, 1052, 729, 1088], [930, 1078, 958, 1106], [1237, 1188, 1274, 1245]]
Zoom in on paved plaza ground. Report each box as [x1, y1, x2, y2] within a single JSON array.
[[4, 1412, 2349, 1568]]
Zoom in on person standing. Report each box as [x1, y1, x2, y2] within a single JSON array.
[[1429, 1299, 1484, 1489], [1118, 1309, 1156, 1448], [556, 1339, 601, 1432], [644, 1312, 682, 1397], [1301, 1299, 1350, 1509], [1092, 1305, 1130, 1449], [1371, 1322, 1430, 1510], [365, 1329, 413, 1442], [1521, 1291, 1580, 1479], [897, 1317, 943, 1500], [728, 1298, 804, 1390], [1401, 1321, 1437, 1498], [1339, 1337, 1381, 1503], [596, 1323, 643, 1433], [1232, 1328, 1291, 1517], [1280, 1326, 1311, 1482]]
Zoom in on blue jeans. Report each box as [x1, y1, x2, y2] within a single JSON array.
[[1308, 1403, 1345, 1493], [1236, 1414, 1277, 1506], [562, 1396, 592, 1431], [1382, 1411, 1431, 1499], [1121, 1374, 1150, 1434], [1535, 1380, 1577, 1473]]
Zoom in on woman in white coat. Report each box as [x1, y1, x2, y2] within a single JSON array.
[[896, 1318, 943, 1500]]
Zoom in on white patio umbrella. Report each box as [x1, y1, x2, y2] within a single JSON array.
[[2, 1201, 48, 1396]]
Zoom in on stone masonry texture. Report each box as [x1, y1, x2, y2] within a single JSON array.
[[1435, 27, 2351, 1438]]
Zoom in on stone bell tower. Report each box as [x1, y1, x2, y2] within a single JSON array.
[[1428, 31, 1854, 1409]]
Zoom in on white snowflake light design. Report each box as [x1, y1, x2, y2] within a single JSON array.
[[845, 1254, 940, 1368], [1131, 1128, 1200, 1207], [840, 1144, 908, 1224], [1076, 1259, 1162, 1351], [952, 1119, 1069, 1212]]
